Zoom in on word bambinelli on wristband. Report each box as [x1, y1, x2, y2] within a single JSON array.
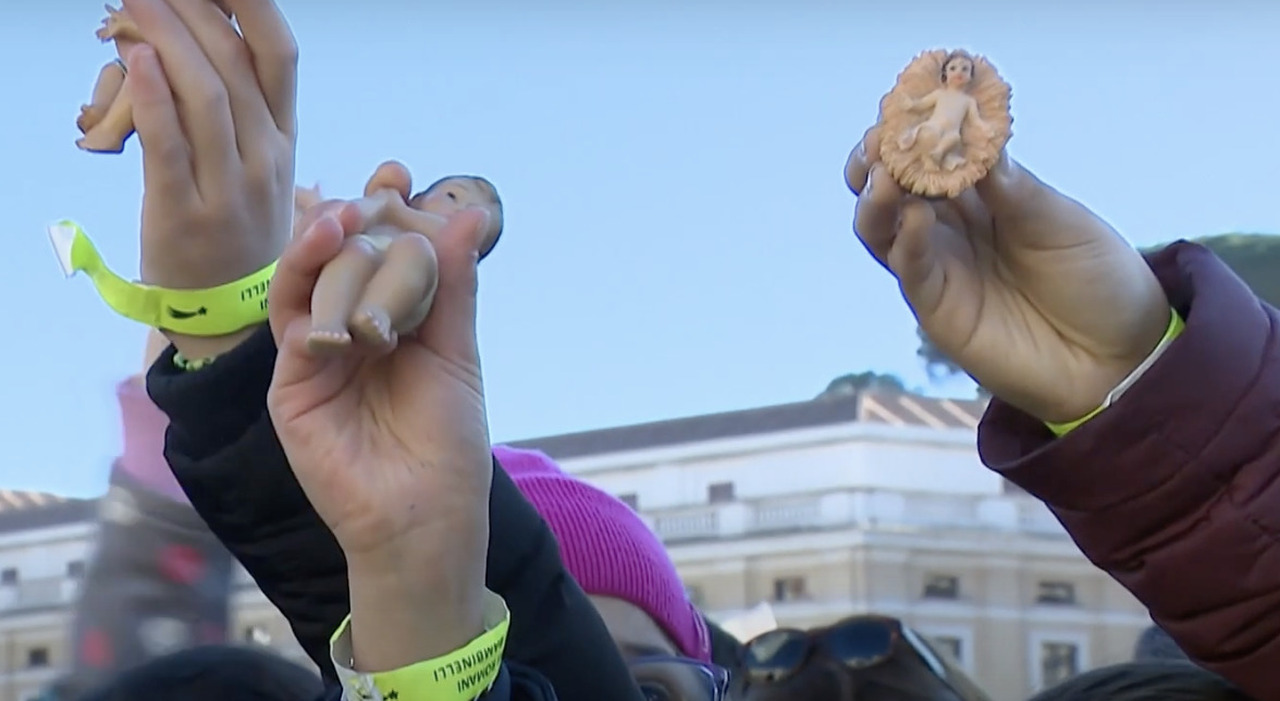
[[47, 220, 277, 336], [333, 590, 511, 701]]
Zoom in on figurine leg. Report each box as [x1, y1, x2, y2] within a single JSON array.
[[897, 125, 921, 150], [306, 237, 383, 356], [348, 233, 439, 352], [929, 132, 963, 170], [78, 62, 125, 134], [76, 88, 135, 154]]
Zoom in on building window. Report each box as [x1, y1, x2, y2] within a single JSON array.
[[0, 568, 18, 585], [1040, 641, 1080, 686], [772, 576, 807, 602], [1036, 581, 1077, 605], [922, 574, 960, 600], [1001, 479, 1028, 496], [617, 493, 639, 510], [685, 584, 705, 607], [26, 647, 49, 668], [67, 560, 86, 579], [707, 482, 736, 504], [244, 625, 272, 646], [931, 635, 963, 663]]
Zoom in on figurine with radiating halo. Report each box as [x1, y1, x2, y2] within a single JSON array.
[[876, 49, 1012, 199]]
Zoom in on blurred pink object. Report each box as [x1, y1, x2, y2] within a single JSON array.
[[116, 377, 187, 503]]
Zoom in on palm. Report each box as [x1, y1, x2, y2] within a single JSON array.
[[268, 329, 489, 556]]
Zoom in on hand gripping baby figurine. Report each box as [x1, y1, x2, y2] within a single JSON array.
[[76, 2, 232, 154], [305, 176, 505, 355], [875, 49, 1012, 199]]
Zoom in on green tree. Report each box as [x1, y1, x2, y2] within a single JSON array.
[[914, 233, 1280, 380], [818, 371, 906, 398]]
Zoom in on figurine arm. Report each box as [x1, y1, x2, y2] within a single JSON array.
[[965, 98, 994, 135], [903, 91, 938, 113]]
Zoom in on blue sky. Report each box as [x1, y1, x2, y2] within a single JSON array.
[[5, 1, 1278, 497]]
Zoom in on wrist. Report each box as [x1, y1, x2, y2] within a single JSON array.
[[347, 555, 487, 672], [165, 326, 261, 364]]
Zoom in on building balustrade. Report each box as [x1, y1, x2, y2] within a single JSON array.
[[0, 577, 78, 613], [646, 490, 1067, 542]]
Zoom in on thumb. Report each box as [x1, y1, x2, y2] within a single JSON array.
[[973, 150, 1052, 218], [364, 160, 413, 201], [412, 208, 490, 364]]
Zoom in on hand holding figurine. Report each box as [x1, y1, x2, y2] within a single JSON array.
[[845, 125, 1169, 424]]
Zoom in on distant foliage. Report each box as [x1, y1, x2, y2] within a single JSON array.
[[1145, 233, 1280, 308], [914, 233, 1280, 382], [819, 371, 906, 399]]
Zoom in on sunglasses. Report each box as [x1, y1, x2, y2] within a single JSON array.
[[630, 655, 731, 701], [741, 615, 976, 696]]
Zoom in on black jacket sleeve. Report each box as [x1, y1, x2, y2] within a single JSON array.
[[147, 326, 642, 701]]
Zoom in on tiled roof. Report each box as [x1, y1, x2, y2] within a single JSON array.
[[0, 491, 95, 534], [0, 391, 986, 532], [507, 390, 987, 460]]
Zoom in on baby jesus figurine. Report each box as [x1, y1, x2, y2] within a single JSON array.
[[305, 176, 505, 355], [77, 2, 232, 154], [875, 49, 1012, 199]]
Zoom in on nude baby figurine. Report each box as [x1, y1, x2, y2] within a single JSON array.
[[875, 49, 1012, 199], [305, 176, 505, 355], [77, 3, 232, 154]]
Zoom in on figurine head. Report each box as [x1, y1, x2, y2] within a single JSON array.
[[941, 50, 975, 88], [411, 176, 505, 260]]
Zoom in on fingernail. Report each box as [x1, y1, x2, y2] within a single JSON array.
[[864, 165, 877, 194]]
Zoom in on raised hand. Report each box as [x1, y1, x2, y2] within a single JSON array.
[[845, 126, 1170, 422], [124, 0, 297, 358], [267, 161, 494, 668]]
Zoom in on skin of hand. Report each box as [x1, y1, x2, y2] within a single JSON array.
[[122, 0, 297, 361], [268, 161, 494, 671], [844, 125, 1170, 423]]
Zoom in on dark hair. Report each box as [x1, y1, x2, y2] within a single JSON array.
[[703, 615, 746, 692], [76, 646, 323, 701], [941, 49, 975, 82], [411, 175, 505, 258], [1027, 661, 1254, 701], [1133, 624, 1190, 663], [413, 175, 502, 209]]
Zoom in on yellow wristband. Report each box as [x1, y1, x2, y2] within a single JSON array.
[[1046, 307, 1185, 436], [332, 590, 510, 701], [48, 220, 275, 336]]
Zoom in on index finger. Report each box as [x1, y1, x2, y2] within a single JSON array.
[[223, 0, 298, 137], [844, 125, 881, 195]]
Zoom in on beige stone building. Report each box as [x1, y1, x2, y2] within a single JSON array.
[[0, 390, 1150, 700], [510, 391, 1153, 700]]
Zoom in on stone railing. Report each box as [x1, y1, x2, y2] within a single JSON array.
[[0, 576, 79, 612], [646, 490, 1066, 542]]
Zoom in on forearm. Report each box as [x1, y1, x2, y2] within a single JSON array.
[[147, 325, 352, 675]]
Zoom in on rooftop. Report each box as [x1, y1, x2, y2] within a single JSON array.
[[507, 390, 986, 459], [0, 390, 988, 534]]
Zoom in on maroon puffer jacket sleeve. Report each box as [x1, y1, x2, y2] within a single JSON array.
[[978, 241, 1280, 700]]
